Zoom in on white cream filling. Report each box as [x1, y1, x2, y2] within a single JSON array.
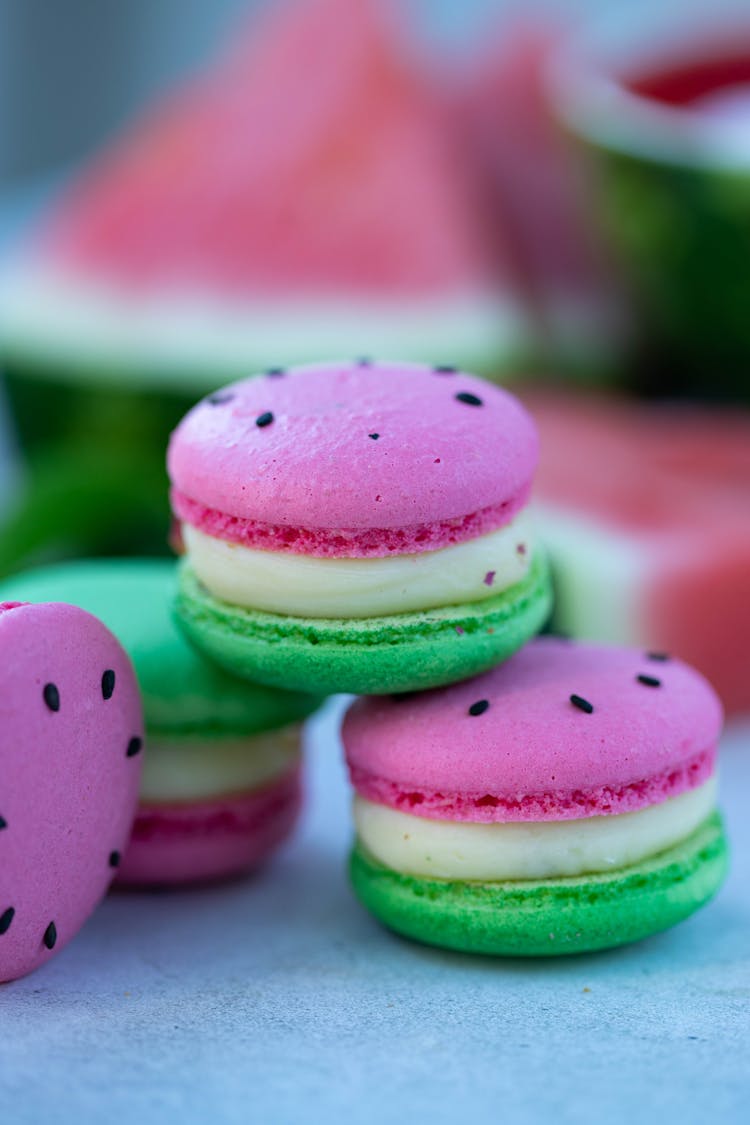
[[140, 725, 300, 803], [354, 777, 717, 881], [183, 513, 533, 618], [0, 262, 531, 391]]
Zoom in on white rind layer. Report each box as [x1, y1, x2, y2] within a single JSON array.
[[140, 725, 301, 803], [183, 513, 534, 619], [535, 501, 653, 644], [0, 261, 532, 391], [353, 778, 717, 881]]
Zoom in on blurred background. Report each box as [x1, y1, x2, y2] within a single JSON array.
[[0, 0, 748, 714]]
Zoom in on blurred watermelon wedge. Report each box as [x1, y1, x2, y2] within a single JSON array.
[[453, 15, 624, 376], [0, 0, 531, 391]]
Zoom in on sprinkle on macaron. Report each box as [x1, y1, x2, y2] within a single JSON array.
[[637, 674, 662, 688], [255, 412, 274, 428], [43, 683, 60, 712], [468, 699, 490, 717], [570, 693, 594, 714], [455, 392, 483, 407]]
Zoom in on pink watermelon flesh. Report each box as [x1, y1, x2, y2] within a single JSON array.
[[0, 602, 143, 982], [525, 390, 750, 714], [40, 0, 504, 298], [455, 18, 611, 314]]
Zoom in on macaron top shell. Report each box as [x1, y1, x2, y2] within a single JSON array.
[[344, 638, 722, 822], [167, 361, 538, 531], [0, 560, 323, 735], [0, 601, 143, 981]]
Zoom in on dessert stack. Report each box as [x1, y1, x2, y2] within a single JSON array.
[[165, 358, 728, 956]]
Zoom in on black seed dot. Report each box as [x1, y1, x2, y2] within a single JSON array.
[[368, 433, 380, 441], [43, 683, 60, 712], [434, 364, 457, 374], [256, 411, 274, 428], [43, 922, 57, 950], [647, 652, 670, 662], [101, 669, 115, 700], [468, 699, 490, 717], [126, 736, 143, 758], [207, 392, 234, 405], [356, 357, 373, 366], [570, 694, 594, 714], [0, 815, 6, 831], [637, 674, 662, 688], [0, 907, 14, 935], [266, 367, 285, 377], [455, 392, 483, 407], [109, 851, 121, 868]]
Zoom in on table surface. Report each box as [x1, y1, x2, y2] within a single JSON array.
[[1, 697, 749, 1124]]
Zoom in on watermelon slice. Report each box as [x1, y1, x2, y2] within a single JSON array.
[[454, 16, 623, 373], [524, 389, 750, 715], [0, 0, 529, 389]]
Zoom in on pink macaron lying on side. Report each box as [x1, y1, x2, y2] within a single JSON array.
[[345, 637, 728, 955], [0, 601, 143, 981], [169, 359, 553, 695]]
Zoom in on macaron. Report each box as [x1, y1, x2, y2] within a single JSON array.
[[168, 360, 552, 695], [344, 638, 728, 956], [1, 600, 143, 981], [0, 560, 324, 887]]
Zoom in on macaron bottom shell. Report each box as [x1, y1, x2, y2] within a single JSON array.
[[349, 811, 728, 957], [116, 766, 301, 887], [174, 552, 552, 695]]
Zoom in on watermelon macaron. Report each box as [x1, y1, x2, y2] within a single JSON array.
[[0, 560, 323, 887], [345, 638, 728, 956], [169, 360, 552, 696], [0, 600, 143, 981]]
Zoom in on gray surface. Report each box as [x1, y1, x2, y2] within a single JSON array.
[[1, 697, 748, 1124]]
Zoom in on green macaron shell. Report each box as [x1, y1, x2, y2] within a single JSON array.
[[350, 812, 728, 956], [0, 558, 324, 735], [174, 551, 553, 696]]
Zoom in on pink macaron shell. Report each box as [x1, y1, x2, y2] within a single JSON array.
[[1, 602, 143, 982], [167, 361, 538, 556], [116, 766, 301, 886], [344, 638, 722, 823]]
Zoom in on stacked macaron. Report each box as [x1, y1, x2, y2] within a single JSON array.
[[0, 559, 323, 887], [168, 359, 552, 696], [344, 639, 728, 955]]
